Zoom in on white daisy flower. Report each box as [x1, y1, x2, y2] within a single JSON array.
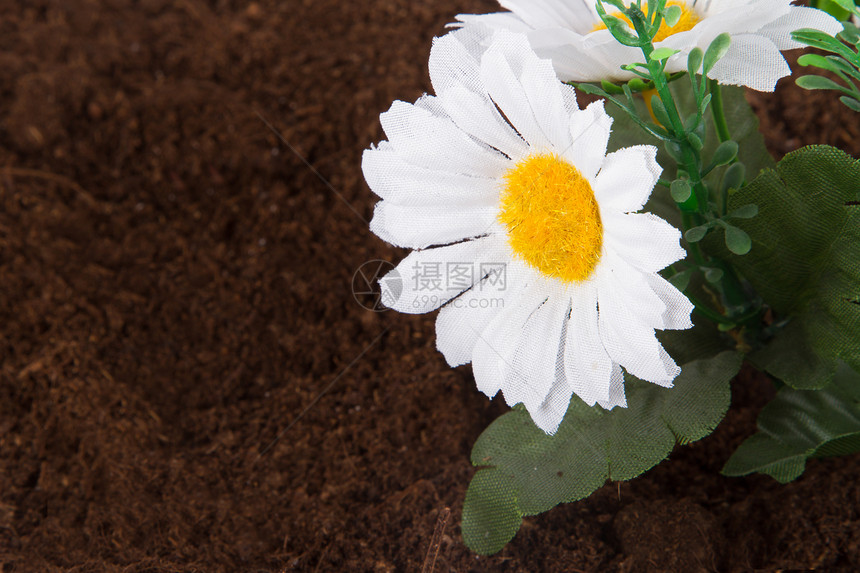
[[455, 0, 842, 91], [362, 31, 694, 434]]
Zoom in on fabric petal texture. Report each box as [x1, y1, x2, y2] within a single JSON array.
[[363, 30, 693, 434], [454, 0, 842, 91]]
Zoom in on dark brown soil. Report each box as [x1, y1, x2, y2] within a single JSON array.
[[1, 1, 859, 572]]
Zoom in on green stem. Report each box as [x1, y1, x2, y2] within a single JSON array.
[[631, 15, 708, 215], [685, 292, 734, 325], [708, 79, 731, 143]]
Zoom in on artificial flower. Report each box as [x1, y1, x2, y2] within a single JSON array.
[[455, 0, 842, 91], [362, 31, 694, 434]]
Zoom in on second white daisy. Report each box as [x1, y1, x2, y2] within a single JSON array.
[[455, 0, 841, 91], [363, 31, 694, 434]]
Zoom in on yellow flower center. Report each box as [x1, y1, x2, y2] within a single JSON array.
[[498, 154, 603, 283], [593, 1, 701, 42]]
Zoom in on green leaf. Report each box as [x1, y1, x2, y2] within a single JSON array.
[[663, 4, 682, 27], [687, 131, 704, 151], [685, 225, 709, 243], [704, 146, 860, 388], [797, 53, 856, 78], [840, 22, 860, 45], [723, 362, 860, 483], [462, 348, 741, 554], [710, 140, 739, 167], [721, 161, 746, 194], [796, 74, 850, 93], [461, 468, 522, 555], [703, 33, 731, 76], [600, 80, 626, 95], [649, 94, 672, 129], [728, 204, 758, 219], [687, 47, 704, 76], [670, 179, 692, 202], [703, 267, 724, 284], [605, 82, 774, 227], [793, 28, 858, 60], [840, 95, 860, 112], [601, 14, 642, 46], [723, 224, 751, 255], [650, 47, 680, 61], [668, 267, 694, 291]]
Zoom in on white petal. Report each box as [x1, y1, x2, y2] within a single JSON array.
[[603, 211, 686, 273], [598, 251, 670, 329], [519, 45, 574, 150], [455, 12, 534, 35], [643, 273, 695, 331], [499, 0, 598, 32], [379, 235, 509, 314], [502, 289, 570, 424], [435, 265, 516, 366], [370, 201, 497, 249], [593, 145, 661, 213], [597, 284, 680, 384], [564, 284, 613, 406], [429, 31, 484, 99], [437, 86, 529, 160], [380, 99, 509, 176], [481, 33, 555, 150], [430, 33, 530, 159], [562, 100, 613, 180], [362, 145, 502, 207], [532, 346, 575, 435], [596, 363, 627, 410], [759, 7, 842, 50], [707, 34, 790, 92], [471, 277, 550, 400]]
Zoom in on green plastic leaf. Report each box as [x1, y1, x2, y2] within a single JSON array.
[[814, 0, 853, 21], [600, 79, 626, 95], [685, 225, 709, 243], [650, 47, 680, 61], [663, 4, 683, 27], [797, 53, 853, 76], [461, 468, 522, 555], [649, 94, 672, 129], [796, 74, 850, 92], [723, 362, 860, 482], [668, 267, 695, 291], [462, 348, 741, 554], [670, 179, 692, 203], [687, 47, 704, 76], [703, 33, 731, 76], [828, 0, 857, 14], [840, 22, 860, 44], [728, 204, 758, 219], [602, 14, 641, 46], [606, 82, 774, 227], [723, 224, 751, 255], [711, 140, 739, 167], [840, 95, 860, 112], [721, 161, 746, 194], [703, 267, 724, 283], [793, 28, 858, 60], [687, 131, 704, 151], [704, 146, 860, 388]]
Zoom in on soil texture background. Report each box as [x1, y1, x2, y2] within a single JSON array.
[[1, 1, 860, 572]]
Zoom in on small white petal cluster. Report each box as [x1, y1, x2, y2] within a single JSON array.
[[455, 0, 842, 91], [363, 31, 694, 434]]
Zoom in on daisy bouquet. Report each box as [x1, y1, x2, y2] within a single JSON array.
[[362, 0, 860, 554]]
